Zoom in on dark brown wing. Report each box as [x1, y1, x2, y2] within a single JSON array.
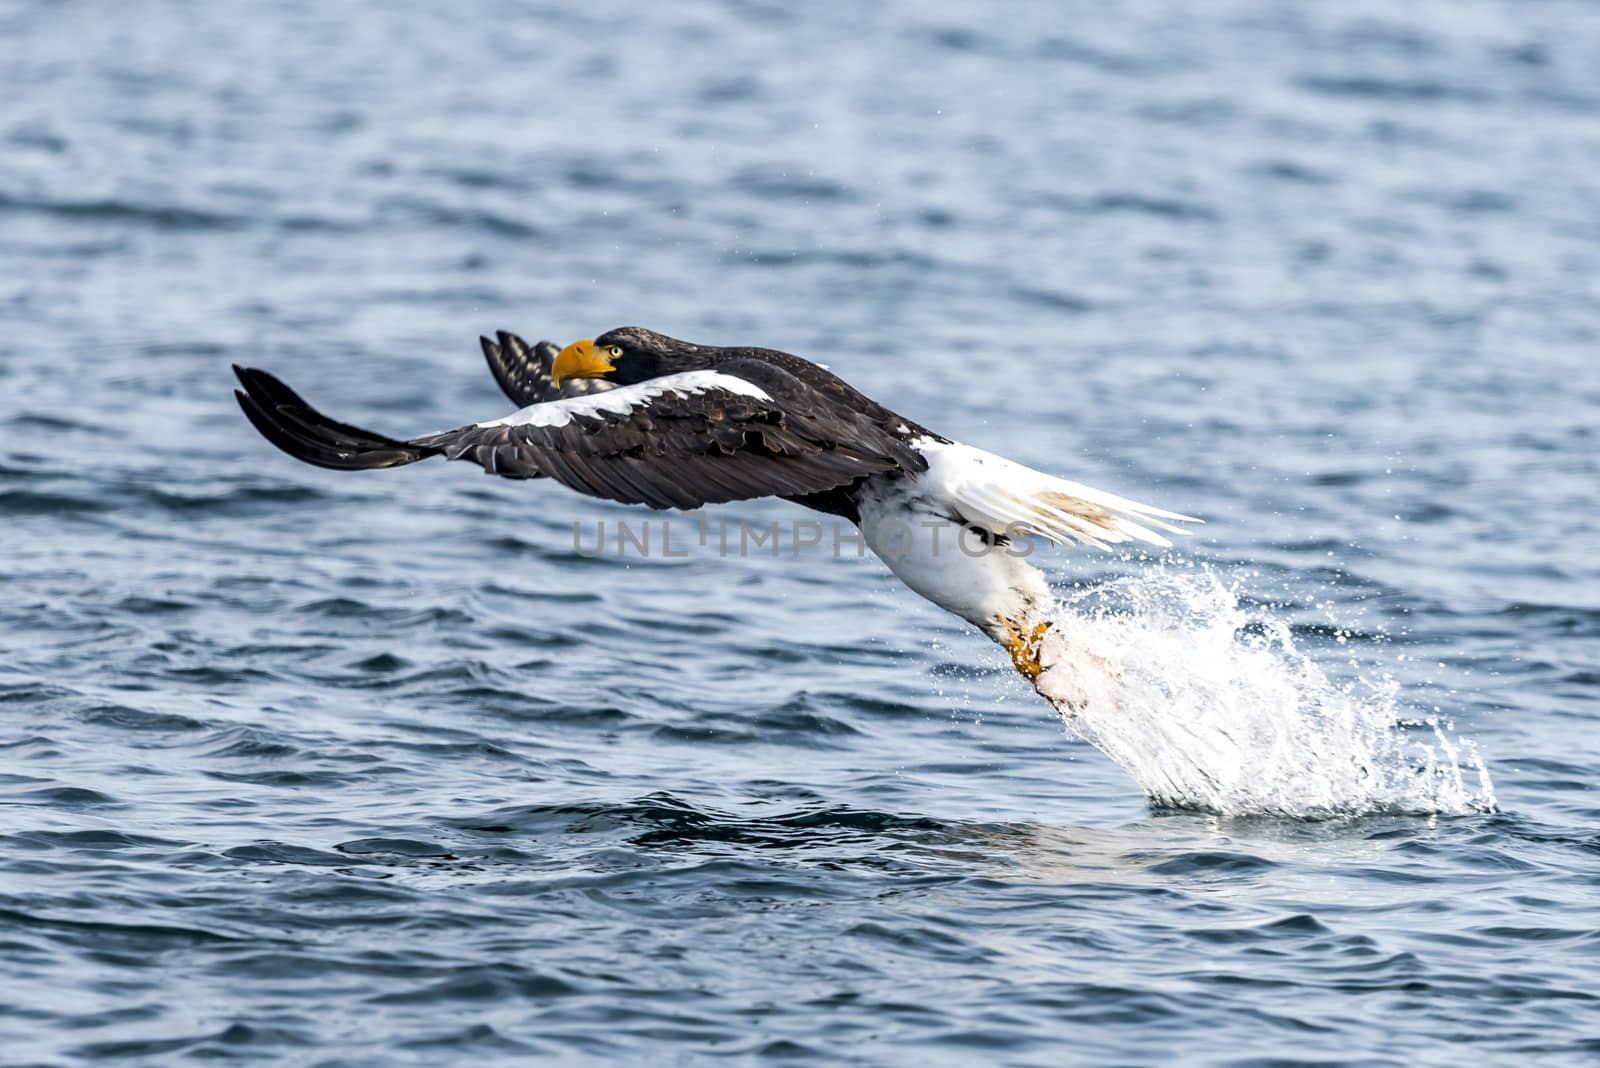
[[412, 363, 924, 510], [234, 363, 925, 512]]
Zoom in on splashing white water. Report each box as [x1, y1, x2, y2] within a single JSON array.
[[1033, 563, 1496, 818]]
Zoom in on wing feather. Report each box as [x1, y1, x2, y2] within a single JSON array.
[[235, 360, 925, 512], [915, 440, 1200, 549], [410, 369, 920, 510]]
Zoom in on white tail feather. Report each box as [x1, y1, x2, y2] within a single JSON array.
[[912, 440, 1200, 550]]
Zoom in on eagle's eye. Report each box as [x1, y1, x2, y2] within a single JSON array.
[[606, 345, 623, 359]]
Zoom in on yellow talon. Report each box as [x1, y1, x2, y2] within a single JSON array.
[[1003, 619, 1051, 682]]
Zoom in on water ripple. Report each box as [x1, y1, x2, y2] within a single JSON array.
[[2, 0, 1597, 1063]]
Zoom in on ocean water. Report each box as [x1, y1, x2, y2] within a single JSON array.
[[3, 1, 1599, 1063]]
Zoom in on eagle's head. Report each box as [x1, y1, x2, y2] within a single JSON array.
[[550, 327, 708, 386]]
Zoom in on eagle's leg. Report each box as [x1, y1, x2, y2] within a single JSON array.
[[1001, 618, 1051, 681]]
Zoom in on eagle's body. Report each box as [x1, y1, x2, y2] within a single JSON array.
[[235, 328, 1195, 680]]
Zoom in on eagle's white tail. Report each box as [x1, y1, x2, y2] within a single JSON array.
[[912, 440, 1200, 551]]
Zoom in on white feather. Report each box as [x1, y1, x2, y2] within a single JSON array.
[[478, 371, 772, 429], [910, 438, 1200, 549]]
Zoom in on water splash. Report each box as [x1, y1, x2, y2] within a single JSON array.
[[1034, 563, 1496, 818]]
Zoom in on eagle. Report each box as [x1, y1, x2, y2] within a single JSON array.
[[234, 328, 1197, 681]]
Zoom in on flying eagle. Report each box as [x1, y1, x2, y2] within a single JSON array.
[[234, 329, 1196, 680]]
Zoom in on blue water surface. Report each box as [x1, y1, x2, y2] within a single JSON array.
[[3, 1, 1599, 1064]]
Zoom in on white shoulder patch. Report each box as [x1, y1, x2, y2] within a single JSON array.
[[478, 371, 773, 429]]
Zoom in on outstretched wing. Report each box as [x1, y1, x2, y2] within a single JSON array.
[[480, 331, 615, 408], [234, 362, 924, 512]]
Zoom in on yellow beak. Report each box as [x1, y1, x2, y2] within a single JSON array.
[[550, 339, 615, 386]]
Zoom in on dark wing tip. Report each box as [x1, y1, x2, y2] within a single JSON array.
[[233, 368, 435, 471], [233, 363, 317, 411], [483, 329, 562, 407]]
